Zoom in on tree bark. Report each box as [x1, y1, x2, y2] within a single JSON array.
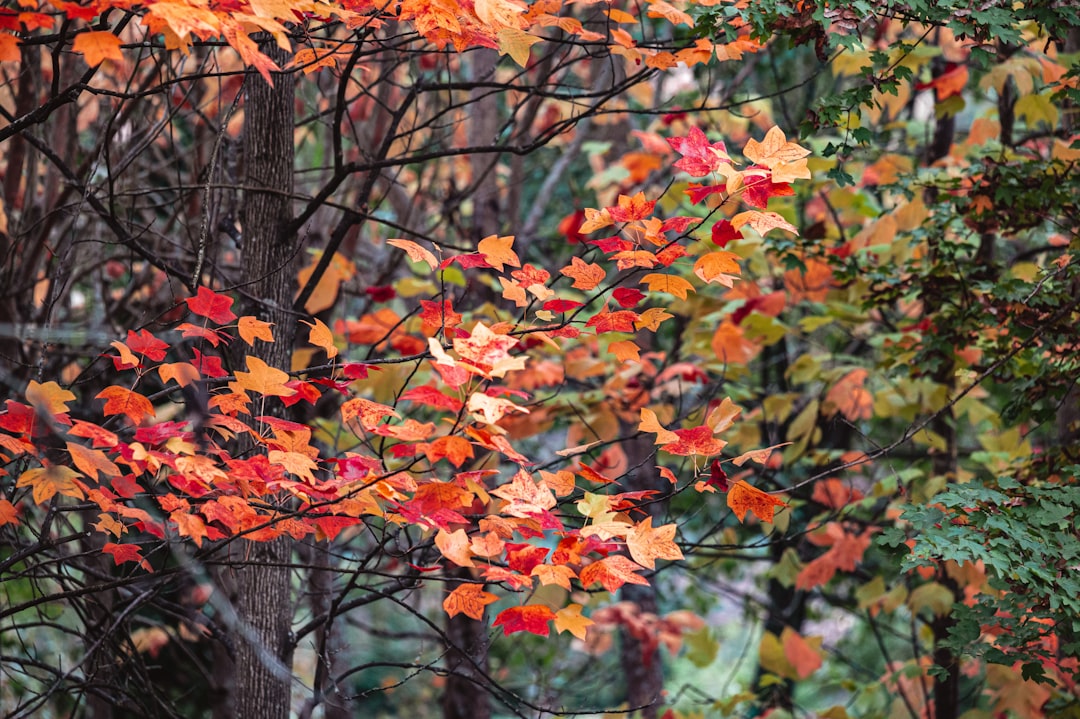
[[226, 41, 299, 719]]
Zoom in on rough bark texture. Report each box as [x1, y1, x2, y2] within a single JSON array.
[[227, 42, 298, 719], [618, 428, 666, 719]]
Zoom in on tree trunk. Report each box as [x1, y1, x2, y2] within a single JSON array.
[[226, 41, 298, 719]]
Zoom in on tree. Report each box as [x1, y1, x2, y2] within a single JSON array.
[[2, 1, 1079, 719]]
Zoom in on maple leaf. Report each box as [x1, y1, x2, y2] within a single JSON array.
[[67, 442, 121, 481], [532, 564, 577, 590], [0, 499, 19, 527], [641, 273, 695, 300], [711, 219, 744, 247], [660, 425, 726, 457], [493, 605, 555, 637], [742, 126, 811, 170], [234, 356, 295, 398], [419, 300, 463, 332], [301, 317, 338, 359], [490, 469, 556, 517], [102, 542, 152, 571], [97, 386, 155, 424], [711, 320, 759, 365], [586, 309, 638, 334], [667, 126, 730, 177], [626, 517, 684, 569], [608, 340, 640, 362], [171, 510, 210, 547], [341, 397, 400, 431], [635, 307, 673, 332], [422, 436, 474, 468], [126, 329, 169, 361], [72, 30, 122, 66], [399, 385, 463, 412], [453, 323, 524, 378], [16, 464, 84, 504], [467, 392, 528, 425], [185, 287, 237, 323], [741, 169, 794, 209], [579, 555, 649, 592], [639, 408, 679, 445], [731, 210, 798, 237], [25, 380, 76, 417], [560, 256, 606, 290], [436, 528, 475, 567], [554, 604, 594, 640], [825, 369, 873, 421], [782, 628, 823, 679], [238, 316, 275, 345], [478, 234, 520, 272], [608, 192, 656, 223], [612, 287, 645, 308], [498, 27, 541, 67], [443, 583, 499, 620], [727, 480, 787, 523], [387, 238, 438, 271]]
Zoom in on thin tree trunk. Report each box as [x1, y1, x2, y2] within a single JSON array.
[[226, 40, 298, 719]]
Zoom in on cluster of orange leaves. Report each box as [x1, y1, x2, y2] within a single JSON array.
[[0, 127, 808, 638]]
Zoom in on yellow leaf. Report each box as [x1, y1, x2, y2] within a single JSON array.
[[638, 408, 679, 445], [640, 273, 694, 299], [554, 604, 594, 640], [158, 362, 200, 388], [301, 317, 338, 359], [742, 127, 810, 170], [17, 465, 84, 504], [497, 27, 540, 67], [233, 356, 295, 398]]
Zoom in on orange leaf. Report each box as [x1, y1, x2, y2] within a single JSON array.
[[626, 517, 683, 569], [0, 499, 19, 526], [711, 320, 759, 365], [102, 542, 152, 571], [158, 362, 200, 388], [341, 397, 400, 431], [781, 627, 823, 679], [494, 604, 555, 636], [435, 527, 475, 567], [635, 307, 673, 332], [693, 251, 742, 286], [731, 442, 789, 466], [638, 408, 679, 445], [72, 30, 123, 66], [640, 273, 695, 299], [559, 256, 606, 290], [97, 386, 155, 424], [490, 469, 556, 517], [387, 238, 438, 271], [554, 603, 594, 640], [238, 316, 275, 345], [531, 564, 577, 590], [16, 465, 84, 504], [453, 322, 524, 378], [67, 442, 121, 481], [233, 356, 295, 398], [443, 583, 499, 620], [301, 317, 338, 359], [608, 340, 640, 362], [171, 510, 209, 547], [478, 234, 520, 272], [742, 127, 811, 170], [825, 369, 872, 421], [731, 210, 798, 237], [423, 435, 475, 468], [579, 555, 649, 592], [727, 480, 786, 523], [660, 425, 726, 457], [0, 34, 20, 63]]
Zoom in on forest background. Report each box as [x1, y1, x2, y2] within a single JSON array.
[[1, 0, 1078, 718]]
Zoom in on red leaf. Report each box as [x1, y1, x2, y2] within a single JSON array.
[[586, 309, 639, 334], [711, 219, 744, 247], [612, 287, 645, 308], [493, 605, 556, 636], [185, 287, 237, 324], [126, 329, 168, 362], [667, 126, 729, 176], [399, 385, 464, 412], [542, 299, 585, 313]]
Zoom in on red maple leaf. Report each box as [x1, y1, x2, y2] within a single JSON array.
[[586, 309, 639, 334], [741, 167, 794, 209], [493, 605, 556, 636], [612, 288, 645, 308], [667, 126, 729, 177], [185, 287, 237, 324], [126, 329, 168, 362], [660, 426, 726, 457]]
